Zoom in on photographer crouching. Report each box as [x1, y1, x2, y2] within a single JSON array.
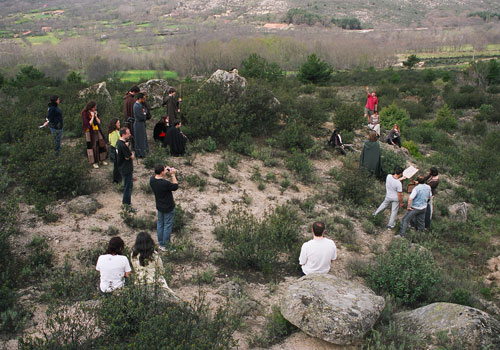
[[150, 164, 179, 252]]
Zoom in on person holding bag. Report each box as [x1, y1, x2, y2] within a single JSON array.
[[108, 118, 122, 183], [81, 101, 108, 168]]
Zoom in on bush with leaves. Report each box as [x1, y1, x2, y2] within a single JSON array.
[[402, 55, 419, 70], [285, 150, 313, 183], [381, 148, 406, 177], [434, 104, 457, 131], [333, 103, 364, 131], [183, 82, 281, 145], [336, 154, 377, 206], [251, 306, 297, 347], [297, 53, 333, 84], [368, 239, 441, 306], [380, 103, 410, 132], [215, 205, 301, 275], [277, 120, 314, 151], [240, 54, 283, 82]]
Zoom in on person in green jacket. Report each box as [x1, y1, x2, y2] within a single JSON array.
[[360, 131, 383, 178]]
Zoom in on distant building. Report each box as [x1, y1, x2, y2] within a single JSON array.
[[263, 23, 290, 30], [41, 26, 52, 33]]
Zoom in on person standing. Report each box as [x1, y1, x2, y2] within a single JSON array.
[[399, 175, 432, 237], [150, 164, 179, 251], [116, 127, 136, 212], [164, 88, 181, 121], [124, 86, 140, 149], [81, 101, 108, 169], [96, 236, 132, 293], [373, 167, 405, 230], [364, 86, 378, 120], [299, 222, 337, 276], [424, 167, 439, 228], [108, 118, 122, 183], [165, 120, 187, 156], [42, 95, 63, 155], [360, 131, 383, 178], [133, 93, 149, 158]]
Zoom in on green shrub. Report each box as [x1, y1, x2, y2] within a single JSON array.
[[250, 306, 296, 347], [212, 161, 236, 183], [185, 173, 207, 191], [380, 148, 406, 176], [402, 140, 422, 158], [368, 239, 441, 306], [285, 150, 313, 183], [228, 133, 255, 156], [448, 288, 474, 307], [380, 103, 410, 132], [293, 96, 329, 128], [297, 53, 333, 84], [336, 156, 376, 206], [434, 104, 457, 131], [240, 53, 283, 82], [475, 103, 498, 122], [192, 136, 217, 153], [277, 120, 314, 151], [397, 100, 427, 119], [215, 205, 301, 275], [21, 236, 54, 281], [333, 103, 364, 131], [376, 84, 400, 106], [143, 145, 169, 169]]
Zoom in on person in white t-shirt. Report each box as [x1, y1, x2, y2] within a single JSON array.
[[373, 166, 405, 230], [96, 237, 132, 293], [299, 222, 337, 276]]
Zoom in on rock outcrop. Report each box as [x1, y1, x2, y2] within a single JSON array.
[[138, 79, 172, 109], [448, 202, 470, 222], [280, 274, 385, 345], [78, 82, 112, 103], [486, 255, 500, 288], [205, 69, 247, 94], [67, 195, 102, 215], [394, 302, 500, 349]]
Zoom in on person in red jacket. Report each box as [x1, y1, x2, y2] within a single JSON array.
[[364, 86, 378, 120]]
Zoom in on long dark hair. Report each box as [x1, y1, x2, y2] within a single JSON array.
[[81, 100, 97, 114], [105, 237, 125, 255], [132, 232, 155, 266], [48, 95, 59, 107], [108, 118, 119, 135]]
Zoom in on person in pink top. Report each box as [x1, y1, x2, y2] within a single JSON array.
[[364, 86, 378, 120]]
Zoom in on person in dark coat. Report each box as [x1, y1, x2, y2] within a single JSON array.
[[360, 131, 383, 178], [164, 88, 181, 121], [81, 101, 108, 168], [42, 95, 63, 155], [133, 93, 149, 158], [153, 116, 170, 147], [166, 120, 187, 156], [123, 86, 140, 149], [328, 129, 355, 156]]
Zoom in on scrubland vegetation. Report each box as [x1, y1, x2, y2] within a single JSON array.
[[1, 0, 500, 348], [1, 48, 500, 348]]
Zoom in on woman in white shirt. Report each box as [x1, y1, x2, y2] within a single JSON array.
[[96, 237, 131, 293]]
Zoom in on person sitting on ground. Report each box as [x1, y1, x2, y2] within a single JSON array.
[[423, 167, 439, 229], [386, 124, 401, 148], [360, 131, 383, 178], [368, 111, 380, 137], [96, 237, 131, 293], [299, 221, 337, 276], [328, 129, 355, 156], [81, 100, 108, 169], [165, 120, 187, 156], [131, 232, 176, 296], [153, 115, 170, 147], [373, 166, 405, 230], [399, 175, 432, 237]]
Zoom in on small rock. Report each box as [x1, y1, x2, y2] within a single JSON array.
[[78, 81, 112, 103], [67, 195, 102, 215], [448, 202, 470, 222], [218, 281, 242, 298]]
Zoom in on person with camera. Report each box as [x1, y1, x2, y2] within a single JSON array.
[[150, 164, 179, 251], [116, 127, 136, 212]]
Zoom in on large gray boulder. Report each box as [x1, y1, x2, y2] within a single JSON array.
[[138, 79, 172, 109], [280, 274, 385, 345], [78, 82, 112, 103], [394, 302, 500, 349], [205, 69, 247, 93]]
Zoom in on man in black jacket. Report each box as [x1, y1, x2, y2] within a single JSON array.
[[150, 164, 179, 251], [116, 127, 135, 211]]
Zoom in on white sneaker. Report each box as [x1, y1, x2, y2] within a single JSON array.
[[92, 163, 99, 169], [158, 246, 167, 252]]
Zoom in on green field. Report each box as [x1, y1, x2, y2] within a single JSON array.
[[26, 33, 60, 45], [117, 70, 179, 82]]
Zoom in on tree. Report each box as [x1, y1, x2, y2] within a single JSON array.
[[487, 59, 500, 85], [297, 53, 333, 84], [240, 54, 283, 82], [86, 56, 114, 82], [403, 55, 420, 70]]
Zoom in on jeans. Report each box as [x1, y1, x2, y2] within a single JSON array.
[[157, 209, 175, 247], [50, 128, 63, 155], [122, 173, 133, 205], [400, 207, 426, 236], [374, 198, 400, 228]]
